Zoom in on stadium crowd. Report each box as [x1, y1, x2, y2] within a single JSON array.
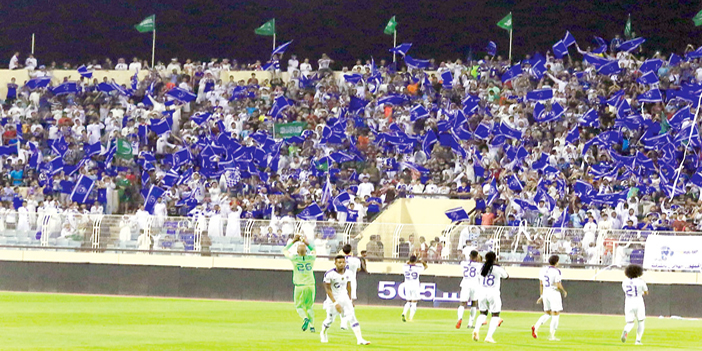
[[3, 33, 702, 244]]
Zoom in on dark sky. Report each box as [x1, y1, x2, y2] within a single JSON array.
[[2, 0, 702, 68]]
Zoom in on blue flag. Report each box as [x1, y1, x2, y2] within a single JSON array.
[[639, 59, 663, 73], [474, 123, 490, 140], [507, 174, 523, 192], [533, 102, 565, 123], [441, 71, 453, 89], [669, 106, 691, 130], [97, 82, 116, 93], [563, 31, 576, 47], [531, 153, 549, 170], [333, 192, 351, 212], [410, 104, 430, 121], [84, 142, 101, 157], [584, 54, 611, 68], [552, 206, 569, 228], [404, 55, 430, 69], [166, 87, 196, 102], [51, 82, 80, 95], [422, 131, 437, 155], [636, 71, 658, 85], [487, 41, 497, 56], [269, 95, 293, 118], [144, 185, 166, 214], [25, 76, 51, 89], [390, 43, 412, 57], [593, 36, 608, 54], [669, 53, 682, 66], [150, 118, 172, 136], [565, 126, 579, 144], [526, 88, 553, 101], [297, 203, 324, 220], [501, 64, 523, 82], [499, 123, 522, 140], [532, 61, 547, 80], [51, 136, 69, 157], [70, 175, 95, 204], [77, 65, 93, 78], [597, 60, 622, 75], [445, 207, 469, 222], [552, 40, 568, 59], [378, 94, 408, 106], [271, 40, 293, 56], [637, 88, 663, 103], [617, 37, 645, 52]]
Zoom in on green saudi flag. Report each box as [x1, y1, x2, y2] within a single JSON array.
[[497, 12, 512, 31], [135, 15, 155, 33], [116, 138, 133, 159], [384, 16, 397, 35], [255, 19, 276, 36], [624, 14, 632, 37], [694, 10, 702, 26]]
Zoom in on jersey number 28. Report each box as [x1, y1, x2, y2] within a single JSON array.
[[463, 267, 477, 278]]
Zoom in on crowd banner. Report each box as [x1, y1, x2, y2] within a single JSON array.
[[643, 235, 702, 271], [274, 121, 307, 138]]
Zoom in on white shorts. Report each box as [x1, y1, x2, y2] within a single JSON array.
[[478, 290, 502, 314], [324, 298, 355, 318], [542, 290, 563, 312], [625, 300, 646, 322], [460, 284, 478, 303], [350, 279, 357, 300], [403, 283, 421, 301]]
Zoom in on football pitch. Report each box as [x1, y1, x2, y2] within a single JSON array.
[[0, 292, 701, 351]]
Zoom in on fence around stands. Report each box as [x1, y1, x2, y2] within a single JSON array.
[[0, 211, 688, 270]]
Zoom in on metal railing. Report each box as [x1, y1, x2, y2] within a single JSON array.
[[0, 210, 690, 270]]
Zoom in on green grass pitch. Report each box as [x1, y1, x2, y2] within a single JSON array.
[[0, 292, 700, 350]]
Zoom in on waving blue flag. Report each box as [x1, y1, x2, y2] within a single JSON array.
[[639, 59, 663, 73], [269, 95, 293, 118], [499, 123, 522, 140], [344, 73, 364, 84], [474, 123, 490, 140], [84, 142, 101, 157], [77, 65, 93, 79], [297, 203, 324, 220], [166, 87, 196, 102], [441, 71, 453, 89], [149, 118, 172, 136], [390, 43, 412, 57], [597, 60, 622, 75], [526, 88, 553, 101], [507, 174, 523, 192], [669, 106, 691, 130], [410, 104, 429, 121], [637, 88, 663, 103], [563, 31, 576, 47], [532, 61, 547, 80], [144, 186, 166, 214], [70, 175, 95, 204], [271, 40, 293, 56], [592, 36, 608, 54], [617, 37, 645, 52], [51, 82, 80, 95], [378, 94, 408, 106], [534, 102, 565, 123], [349, 96, 369, 114], [97, 82, 116, 93], [637, 71, 658, 85], [584, 54, 611, 68], [26, 76, 51, 89], [552, 40, 568, 59], [487, 41, 497, 56], [404, 55, 430, 69], [445, 207, 469, 222], [566, 126, 579, 144], [51, 136, 69, 157], [501, 64, 522, 82], [669, 53, 682, 66], [422, 131, 437, 155]]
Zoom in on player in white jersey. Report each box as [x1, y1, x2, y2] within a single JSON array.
[[472, 251, 508, 344], [340, 244, 362, 330], [532, 255, 568, 341], [456, 250, 482, 329], [621, 264, 648, 345], [320, 255, 371, 345], [401, 255, 427, 322]]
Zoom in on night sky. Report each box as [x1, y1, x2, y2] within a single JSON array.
[[3, 0, 702, 68]]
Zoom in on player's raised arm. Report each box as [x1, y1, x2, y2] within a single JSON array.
[[421, 259, 428, 270], [282, 235, 300, 257], [301, 236, 316, 256]]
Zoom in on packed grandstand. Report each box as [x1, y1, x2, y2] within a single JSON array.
[[2, 32, 702, 259]]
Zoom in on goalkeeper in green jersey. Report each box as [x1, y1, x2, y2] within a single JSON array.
[[283, 235, 317, 332]]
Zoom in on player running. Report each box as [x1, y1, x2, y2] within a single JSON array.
[[283, 235, 317, 332], [472, 251, 508, 343], [532, 255, 568, 341], [340, 244, 362, 330], [456, 250, 482, 329], [621, 264, 648, 345], [401, 255, 427, 322], [320, 255, 371, 345]]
